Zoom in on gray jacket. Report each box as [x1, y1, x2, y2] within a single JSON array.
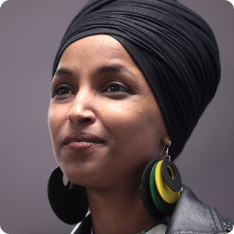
[[71, 185, 234, 234]]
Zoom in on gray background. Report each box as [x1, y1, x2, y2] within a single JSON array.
[[0, 0, 233, 233]]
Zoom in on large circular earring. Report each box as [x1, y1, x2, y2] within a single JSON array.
[[141, 143, 182, 219], [47, 167, 89, 225], [141, 160, 167, 219]]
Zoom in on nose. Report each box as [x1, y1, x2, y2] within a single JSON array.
[[67, 90, 96, 125]]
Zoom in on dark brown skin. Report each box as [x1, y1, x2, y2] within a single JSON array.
[[48, 35, 170, 234]]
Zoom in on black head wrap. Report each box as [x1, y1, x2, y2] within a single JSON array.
[[52, 0, 220, 160]]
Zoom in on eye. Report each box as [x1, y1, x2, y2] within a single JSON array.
[[52, 85, 73, 98], [106, 83, 129, 93]]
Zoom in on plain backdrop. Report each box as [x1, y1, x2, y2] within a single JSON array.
[[0, 0, 233, 233]]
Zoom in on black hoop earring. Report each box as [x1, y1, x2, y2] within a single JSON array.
[[47, 167, 89, 225], [141, 144, 182, 219]]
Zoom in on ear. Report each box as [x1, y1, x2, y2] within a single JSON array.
[[158, 136, 171, 160], [162, 137, 171, 147]]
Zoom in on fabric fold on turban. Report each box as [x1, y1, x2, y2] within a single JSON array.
[[52, 0, 220, 160]]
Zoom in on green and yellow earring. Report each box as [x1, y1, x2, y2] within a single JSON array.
[[141, 144, 182, 219]]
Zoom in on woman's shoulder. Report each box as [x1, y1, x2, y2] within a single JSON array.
[[167, 185, 234, 234]]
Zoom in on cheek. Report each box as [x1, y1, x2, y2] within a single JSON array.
[[48, 105, 58, 138], [99, 98, 164, 156], [48, 104, 67, 147]]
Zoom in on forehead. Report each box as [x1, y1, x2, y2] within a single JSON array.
[[57, 35, 136, 69], [53, 34, 154, 96]]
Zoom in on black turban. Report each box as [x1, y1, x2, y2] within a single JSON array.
[[52, 0, 220, 160]]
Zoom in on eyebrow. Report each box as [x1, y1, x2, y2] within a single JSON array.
[[54, 68, 73, 76], [97, 65, 133, 76]]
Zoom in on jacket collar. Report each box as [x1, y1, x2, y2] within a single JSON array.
[[166, 185, 226, 234]]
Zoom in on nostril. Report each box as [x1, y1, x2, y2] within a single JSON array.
[[79, 117, 91, 123]]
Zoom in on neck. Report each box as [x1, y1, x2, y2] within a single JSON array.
[[86, 177, 159, 234]]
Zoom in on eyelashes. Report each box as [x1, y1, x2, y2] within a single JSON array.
[[55, 86, 72, 95], [51, 84, 74, 98], [104, 82, 130, 94], [51, 82, 132, 99]]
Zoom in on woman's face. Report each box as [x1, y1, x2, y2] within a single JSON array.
[[48, 35, 168, 188]]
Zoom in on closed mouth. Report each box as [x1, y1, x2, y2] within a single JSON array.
[[63, 132, 104, 145]]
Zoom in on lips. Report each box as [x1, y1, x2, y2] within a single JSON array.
[[63, 132, 104, 152]]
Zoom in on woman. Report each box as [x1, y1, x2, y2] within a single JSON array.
[[47, 0, 234, 233]]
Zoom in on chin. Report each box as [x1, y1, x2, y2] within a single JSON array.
[[58, 161, 98, 188]]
